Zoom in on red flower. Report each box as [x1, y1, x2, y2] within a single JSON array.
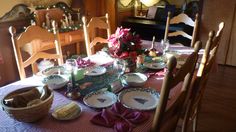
[[120, 51, 129, 59], [108, 27, 142, 59], [129, 51, 137, 62]]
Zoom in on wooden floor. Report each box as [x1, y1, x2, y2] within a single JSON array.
[[177, 65, 236, 132]]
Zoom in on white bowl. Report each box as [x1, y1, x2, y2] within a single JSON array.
[[42, 75, 68, 90], [121, 73, 147, 87]]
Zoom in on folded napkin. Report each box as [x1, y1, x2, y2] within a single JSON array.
[[91, 102, 149, 132], [77, 57, 95, 68], [4, 88, 41, 108], [145, 68, 167, 79]]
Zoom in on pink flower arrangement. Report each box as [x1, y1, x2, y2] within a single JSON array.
[[108, 27, 142, 60]]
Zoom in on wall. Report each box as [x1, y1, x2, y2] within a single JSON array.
[[199, 0, 236, 65]]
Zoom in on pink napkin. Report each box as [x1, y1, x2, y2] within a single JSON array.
[[76, 57, 95, 68], [91, 102, 149, 132], [145, 68, 167, 78]]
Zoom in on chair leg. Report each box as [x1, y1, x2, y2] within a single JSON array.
[[182, 100, 193, 132], [193, 106, 199, 132], [76, 42, 81, 54]]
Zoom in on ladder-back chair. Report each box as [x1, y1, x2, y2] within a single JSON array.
[[151, 41, 202, 132], [164, 12, 199, 47], [82, 13, 111, 56], [182, 22, 225, 132], [9, 22, 63, 80]]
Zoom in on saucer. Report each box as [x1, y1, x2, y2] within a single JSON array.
[[85, 66, 106, 76], [52, 102, 82, 120]]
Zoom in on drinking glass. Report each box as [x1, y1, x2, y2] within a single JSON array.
[[161, 39, 170, 55], [65, 59, 77, 73], [113, 59, 126, 79]]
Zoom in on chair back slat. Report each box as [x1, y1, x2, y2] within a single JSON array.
[[151, 41, 202, 132], [170, 13, 195, 27], [164, 12, 199, 47]]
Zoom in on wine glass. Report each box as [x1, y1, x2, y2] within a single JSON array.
[[113, 59, 126, 79], [161, 39, 170, 55], [65, 59, 77, 73]]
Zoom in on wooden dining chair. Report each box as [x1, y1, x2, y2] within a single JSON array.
[[151, 41, 202, 132], [181, 22, 225, 132], [164, 12, 199, 47], [9, 22, 63, 80], [82, 13, 111, 56]]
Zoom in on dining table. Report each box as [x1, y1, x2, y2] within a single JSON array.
[[0, 40, 203, 132]]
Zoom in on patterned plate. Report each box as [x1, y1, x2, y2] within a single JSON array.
[[85, 66, 106, 76], [118, 88, 160, 110], [143, 62, 166, 70], [83, 91, 117, 108], [42, 74, 68, 90], [42, 66, 66, 76]]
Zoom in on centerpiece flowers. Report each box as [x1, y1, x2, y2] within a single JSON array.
[[108, 27, 142, 61]]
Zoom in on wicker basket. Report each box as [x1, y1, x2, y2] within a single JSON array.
[[1, 86, 53, 122]]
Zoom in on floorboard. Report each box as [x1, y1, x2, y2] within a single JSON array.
[[177, 65, 236, 132]]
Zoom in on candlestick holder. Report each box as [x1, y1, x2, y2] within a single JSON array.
[[65, 59, 81, 100]]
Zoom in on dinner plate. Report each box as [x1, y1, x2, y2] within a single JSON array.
[[83, 91, 117, 108], [42, 66, 66, 76], [118, 88, 160, 110], [143, 62, 166, 70], [52, 103, 82, 120], [85, 66, 106, 76]]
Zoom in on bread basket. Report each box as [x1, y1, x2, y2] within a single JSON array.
[[1, 86, 53, 122]]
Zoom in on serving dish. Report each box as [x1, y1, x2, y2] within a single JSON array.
[[42, 66, 66, 76], [121, 73, 147, 87], [42, 74, 68, 90], [85, 66, 106, 76], [143, 62, 166, 70]]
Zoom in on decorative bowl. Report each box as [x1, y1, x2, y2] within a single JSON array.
[[1, 86, 53, 122], [42, 74, 68, 90], [121, 73, 147, 87], [41, 66, 66, 76]]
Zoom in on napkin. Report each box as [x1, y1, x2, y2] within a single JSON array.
[[145, 68, 167, 78], [91, 102, 149, 132], [4, 88, 41, 108]]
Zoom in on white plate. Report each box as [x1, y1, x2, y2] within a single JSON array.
[[144, 62, 166, 70], [118, 88, 160, 110], [42, 66, 66, 76], [85, 66, 106, 76], [121, 73, 147, 87], [52, 103, 82, 120], [83, 91, 117, 108], [42, 74, 68, 90]]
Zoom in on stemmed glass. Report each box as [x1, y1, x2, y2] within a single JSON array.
[[65, 59, 80, 99], [113, 59, 126, 79], [161, 39, 170, 55]]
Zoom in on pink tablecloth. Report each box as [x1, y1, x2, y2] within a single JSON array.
[[0, 52, 4, 64], [0, 43, 192, 132]]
